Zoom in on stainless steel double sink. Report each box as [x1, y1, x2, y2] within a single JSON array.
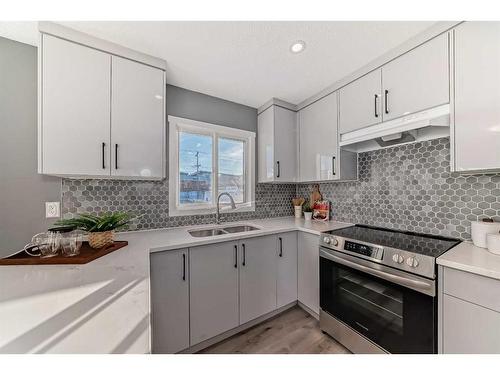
[[188, 225, 259, 237]]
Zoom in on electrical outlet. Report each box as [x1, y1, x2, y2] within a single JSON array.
[[45, 202, 60, 218]]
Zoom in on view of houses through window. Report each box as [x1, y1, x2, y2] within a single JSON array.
[[179, 132, 245, 205]]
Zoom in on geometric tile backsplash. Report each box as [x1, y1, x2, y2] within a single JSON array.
[[62, 179, 296, 231], [297, 137, 500, 240], [63, 137, 500, 240]]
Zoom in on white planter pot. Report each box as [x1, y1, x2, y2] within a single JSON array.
[[304, 212, 312, 221]]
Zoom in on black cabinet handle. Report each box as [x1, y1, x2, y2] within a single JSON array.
[[279, 237, 283, 257], [101, 142, 106, 169], [374, 94, 379, 118], [384, 90, 389, 114], [276, 161, 280, 178], [182, 253, 186, 281], [242, 243, 246, 266], [234, 245, 238, 268], [115, 144, 119, 169], [332, 156, 336, 176]]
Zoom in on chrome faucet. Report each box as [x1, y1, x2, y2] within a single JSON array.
[[216, 192, 236, 224]]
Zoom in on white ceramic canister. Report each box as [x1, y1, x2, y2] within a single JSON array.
[[471, 221, 500, 248], [304, 212, 313, 221], [487, 234, 500, 255]]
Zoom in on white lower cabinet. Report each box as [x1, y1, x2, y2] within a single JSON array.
[[239, 235, 278, 324], [151, 232, 300, 352], [440, 267, 500, 353], [443, 294, 500, 354], [297, 232, 320, 315], [189, 241, 239, 346], [150, 249, 189, 354], [276, 232, 298, 308]]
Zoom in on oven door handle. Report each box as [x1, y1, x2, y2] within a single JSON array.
[[320, 248, 435, 296]]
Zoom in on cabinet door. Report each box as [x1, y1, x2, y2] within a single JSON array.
[[277, 232, 298, 308], [299, 92, 339, 182], [443, 294, 500, 353], [453, 22, 500, 172], [297, 232, 320, 314], [382, 33, 449, 121], [339, 69, 382, 134], [41, 34, 111, 176], [274, 106, 297, 182], [150, 249, 189, 353], [239, 236, 277, 324], [257, 106, 275, 183], [189, 241, 239, 346], [111, 56, 165, 178]]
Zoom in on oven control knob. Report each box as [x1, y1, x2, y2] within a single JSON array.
[[331, 237, 339, 246], [392, 254, 404, 264], [323, 237, 331, 244], [406, 257, 419, 268]]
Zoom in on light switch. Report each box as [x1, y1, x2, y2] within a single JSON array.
[[45, 202, 60, 218]]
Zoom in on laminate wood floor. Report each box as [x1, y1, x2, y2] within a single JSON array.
[[199, 306, 351, 354]]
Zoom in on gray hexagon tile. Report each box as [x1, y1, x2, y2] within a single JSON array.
[[62, 180, 296, 231], [62, 137, 500, 240], [297, 138, 500, 241]]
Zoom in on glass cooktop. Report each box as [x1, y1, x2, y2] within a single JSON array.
[[327, 225, 461, 258]]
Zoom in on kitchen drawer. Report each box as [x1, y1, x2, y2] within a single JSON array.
[[443, 294, 500, 353], [444, 267, 500, 312]]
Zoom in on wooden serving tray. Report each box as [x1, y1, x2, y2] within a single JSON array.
[[0, 241, 128, 266]]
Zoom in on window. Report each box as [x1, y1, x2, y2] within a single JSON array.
[[169, 116, 255, 216]]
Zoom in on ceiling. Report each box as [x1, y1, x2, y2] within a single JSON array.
[[0, 21, 436, 108]]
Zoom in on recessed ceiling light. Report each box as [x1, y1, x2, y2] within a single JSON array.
[[290, 40, 306, 54]]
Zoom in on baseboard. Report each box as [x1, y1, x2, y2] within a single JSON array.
[[297, 301, 319, 320], [181, 301, 297, 354]]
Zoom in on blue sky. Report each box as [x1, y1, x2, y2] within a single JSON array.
[[179, 132, 243, 175]]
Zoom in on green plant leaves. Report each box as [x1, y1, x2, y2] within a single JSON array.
[[54, 212, 137, 233]]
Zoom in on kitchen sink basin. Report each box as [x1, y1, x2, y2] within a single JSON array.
[[222, 225, 259, 233], [188, 228, 228, 237], [188, 224, 260, 237]]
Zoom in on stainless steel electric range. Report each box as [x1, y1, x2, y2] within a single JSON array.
[[319, 224, 460, 354]]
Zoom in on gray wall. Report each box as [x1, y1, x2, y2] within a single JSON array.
[[0, 37, 61, 257], [166, 85, 257, 132]]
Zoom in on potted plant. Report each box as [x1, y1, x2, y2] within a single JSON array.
[[54, 212, 137, 249], [303, 201, 313, 221]]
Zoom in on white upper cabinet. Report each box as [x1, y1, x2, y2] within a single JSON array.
[[257, 105, 297, 183], [339, 69, 382, 134], [298, 92, 340, 182], [111, 56, 165, 178], [382, 33, 449, 121], [40, 34, 112, 176], [39, 31, 166, 179], [452, 21, 500, 172], [338, 33, 449, 136]]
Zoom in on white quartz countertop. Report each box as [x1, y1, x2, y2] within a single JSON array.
[[115, 216, 353, 253], [437, 241, 500, 280]]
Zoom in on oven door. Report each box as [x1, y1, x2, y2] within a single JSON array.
[[320, 247, 437, 354]]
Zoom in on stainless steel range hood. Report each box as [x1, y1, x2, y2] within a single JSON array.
[[339, 104, 450, 152]]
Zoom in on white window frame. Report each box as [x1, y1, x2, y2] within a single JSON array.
[[168, 115, 256, 217]]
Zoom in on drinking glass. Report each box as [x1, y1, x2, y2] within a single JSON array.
[[31, 232, 60, 258], [61, 232, 83, 257]]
